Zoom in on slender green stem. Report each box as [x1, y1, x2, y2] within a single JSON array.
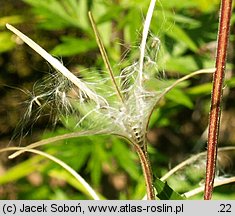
[[145, 68, 215, 133], [8, 130, 108, 159], [186, 177, 235, 198], [204, 0, 232, 200], [160, 146, 235, 182], [1, 147, 100, 200]]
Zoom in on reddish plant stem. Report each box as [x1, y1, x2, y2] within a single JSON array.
[[204, 0, 232, 200], [134, 144, 155, 200]]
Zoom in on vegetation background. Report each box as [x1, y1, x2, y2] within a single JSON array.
[[0, 0, 234, 199]]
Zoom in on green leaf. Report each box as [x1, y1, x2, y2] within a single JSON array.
[[88, 142, 108, 186], [226, 77, 235, 88], [0, 156, 44, 184], [190, 0, 220, 12], [164, 12, 201, 28], [156, 0, 198, 9], [154, 177, 185, 200], [23, 0, 88, 30], [0, 32, 16, 52], [187, 83, 212, 95], [112, 138, 139, 180], [49, 169, 104, 199], [50, 36, 97, 56], [148, 109, 170, 128], [97, 6, 123, 24], [166, 88, 194, 109], [165, 23, 198, 52], [0, 15, 24, 29], [158, 0, 219, 12], [126, 8, 142, 43], [165, 56, 199, 74]]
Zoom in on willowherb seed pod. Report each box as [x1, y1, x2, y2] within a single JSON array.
[[132, 126, 144, 146], [126, 120, 145, 146]]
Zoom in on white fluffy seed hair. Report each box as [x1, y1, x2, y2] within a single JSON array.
[[6, 0, 163, 144], [6, 0, 215, 146], [6, 24, 108, 107]]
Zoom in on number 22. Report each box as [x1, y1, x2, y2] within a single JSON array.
[[219, 204, 231, 212]]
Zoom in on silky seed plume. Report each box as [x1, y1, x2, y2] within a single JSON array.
[[6, 0, 214, 147], [6, 24, 107, 107]]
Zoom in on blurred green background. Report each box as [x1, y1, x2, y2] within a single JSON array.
[[0, 0, 235, 199]]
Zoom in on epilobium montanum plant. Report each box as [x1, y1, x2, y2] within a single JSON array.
[[4, 0, 216, 199]]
